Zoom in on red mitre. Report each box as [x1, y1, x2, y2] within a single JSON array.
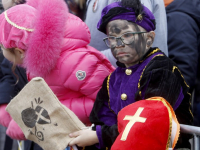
[[111, 97, 180, 150]]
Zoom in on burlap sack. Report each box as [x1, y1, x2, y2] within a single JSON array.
[[6, 77, 85, 150]]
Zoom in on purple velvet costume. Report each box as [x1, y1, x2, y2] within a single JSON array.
[[92, 48, 188, 149], [86, 1, 193, 150]]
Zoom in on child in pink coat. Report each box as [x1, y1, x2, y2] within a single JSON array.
[[0, 0, 114, 140]]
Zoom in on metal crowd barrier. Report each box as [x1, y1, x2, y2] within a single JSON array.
[[180, 124, 200, 150]]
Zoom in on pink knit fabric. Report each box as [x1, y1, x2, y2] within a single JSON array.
[[0, 0, 115, 126], [0, 0, 69, 77], [0, 5, 36, 50]]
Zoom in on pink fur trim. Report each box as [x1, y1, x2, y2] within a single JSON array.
[[24, 0, 68, 77]]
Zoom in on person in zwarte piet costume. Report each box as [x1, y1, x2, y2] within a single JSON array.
[[68, 0, 193, 149]]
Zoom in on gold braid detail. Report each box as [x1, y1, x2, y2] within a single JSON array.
[[165, 100, 172, 150], [107, 73, 116, 115], [146, 97, 174, 150], [139, 48, 160, 63], [172, 66, 189, 88], [138, 66, 147, 96], [172, 66, 194, 118], [4, 11, 34, 32], [138, 54, 164, 96]]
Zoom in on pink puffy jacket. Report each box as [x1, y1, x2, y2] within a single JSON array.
[[26, 14, 115, 125]]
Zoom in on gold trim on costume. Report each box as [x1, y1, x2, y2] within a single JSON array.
[[138, 66, 147, 96], [172, 66, 189, 88], [172, 66, 193, 118], [4, 11, 34, 32], [107, 73, 116, 114], [187, 92, 194, 118], [139, 48, 160, 63], [147, 97, 180, 150], [146, 48, 160, 58], [138, 54, 164, 96]]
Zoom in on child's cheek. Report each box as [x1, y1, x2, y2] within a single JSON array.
[[128, 41, 135, 49], [111, 48, 117, 58]]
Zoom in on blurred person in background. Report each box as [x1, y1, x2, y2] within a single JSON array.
[[0, 0, 23, 149], [0, 0, 3, 13], [65, 0, 87, 20], [0, 1, 42, 150], [164, 0, 200, 134], [0, 1, 22, 150]]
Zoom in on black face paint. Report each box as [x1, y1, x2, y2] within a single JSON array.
[[107, 20, 148, 67], [110, 24, 121, 34], [108, 20, 129, 35], [116, 38, 125, 47], [111, 46, 117, 57], [110, 43, 116, 51], [127, 22, 147, 60]]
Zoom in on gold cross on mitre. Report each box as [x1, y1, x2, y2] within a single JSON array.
[[121, 107, 147, 141]]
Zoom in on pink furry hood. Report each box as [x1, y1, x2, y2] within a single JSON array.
[[24, 0, 68, 77], [0, 0, 69, 77]]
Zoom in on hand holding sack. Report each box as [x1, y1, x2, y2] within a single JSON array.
[[6, 77, 85, 150]]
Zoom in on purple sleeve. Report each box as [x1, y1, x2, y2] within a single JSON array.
[[95, 125, 105, 149], [173, 87, 184, 110]]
